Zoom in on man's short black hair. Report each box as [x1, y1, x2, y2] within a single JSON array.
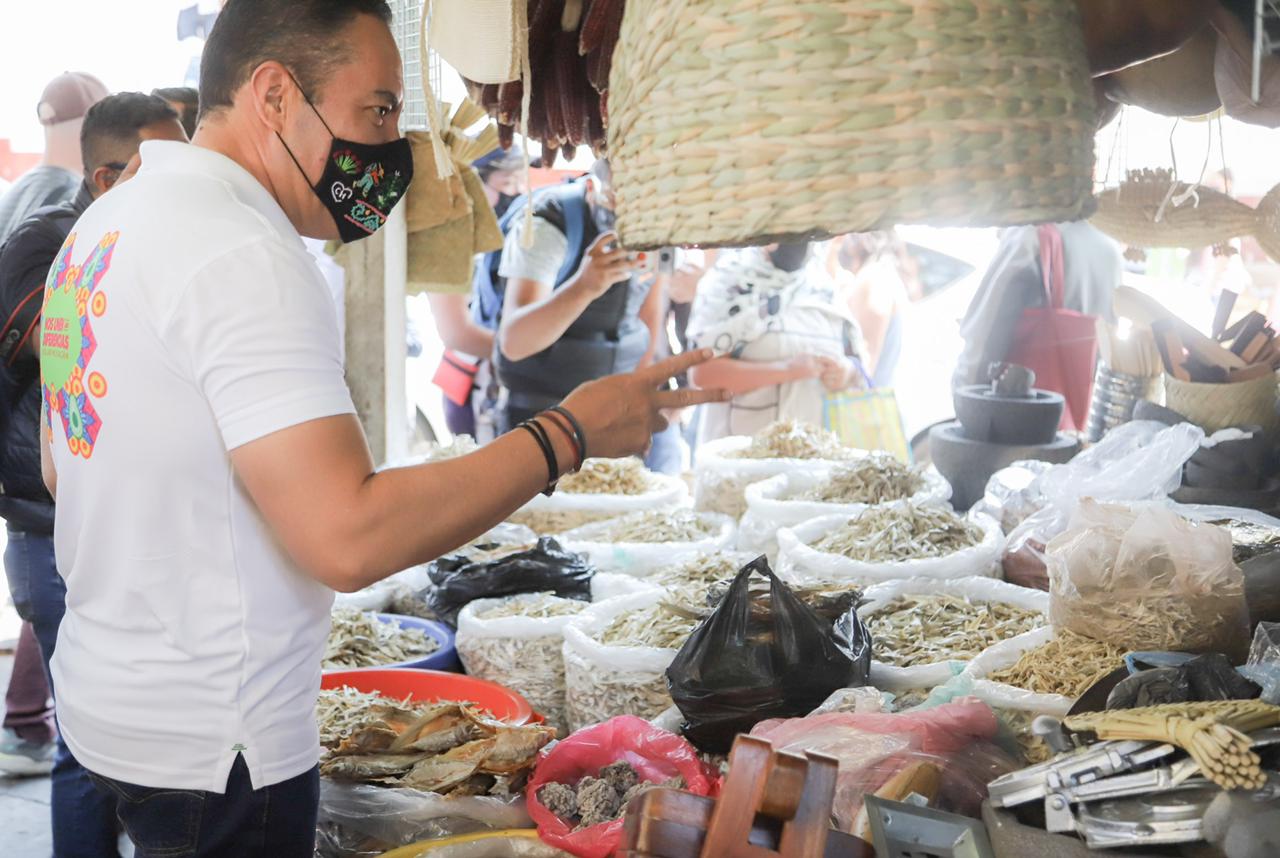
[[81, 93, 180, 175], [199, 0, 393, 118], [152, 87, 200, 137]]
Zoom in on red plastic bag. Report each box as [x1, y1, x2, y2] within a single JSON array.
[[526, 715, 720, 858], [1006, 224, 1098, 431]]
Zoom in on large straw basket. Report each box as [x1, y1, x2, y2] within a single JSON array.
[[606, 0, 1097, 249], [1164, 372, 1280, 437]]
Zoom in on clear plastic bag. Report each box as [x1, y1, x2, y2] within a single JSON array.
[[509, 474, 688, 535], [776, 511, 1004, 584], [1047, 500, 1250, 658], [857, 576, 1049, 691], [315, 780, 531, 858], [692, 435, 844, 519], [558, 513, 738, 577], [561, 591, 689, 732], [1241, 622, 1280, 704], [1001, 421, 1204, 589], [970, 460, 1054, 534], [737, 468, 952, 560], [749, 700, 1009, 831]]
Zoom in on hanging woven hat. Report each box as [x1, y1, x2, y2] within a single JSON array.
[[606, 0, 1098, 249]]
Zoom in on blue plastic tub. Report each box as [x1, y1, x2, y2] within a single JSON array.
[[323, 612, 460, 674]]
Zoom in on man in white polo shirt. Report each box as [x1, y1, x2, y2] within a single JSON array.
[[38, 2, 723, 855]]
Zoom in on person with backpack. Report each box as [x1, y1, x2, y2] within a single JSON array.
[[480, 160, 665, 438], [0, 91, 188, 857]]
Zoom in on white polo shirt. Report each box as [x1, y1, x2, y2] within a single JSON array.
[[40, 141, 354, 792]]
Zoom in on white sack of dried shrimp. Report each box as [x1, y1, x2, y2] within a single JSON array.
[[561, 590, 697, 732], [777, 505, 1004, 584], [692, 432, 856, 520], [856, 576, 1048, 691], [559, 511, 737, 577], [507, 466, 687, 535], [739, 464, 952, 560], [962, 626, 1081, 718]]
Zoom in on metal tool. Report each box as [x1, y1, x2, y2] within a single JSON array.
[[864, 795, 994, 858], [1075, 785, 1219, 850], [987, 740, 1177, 809]]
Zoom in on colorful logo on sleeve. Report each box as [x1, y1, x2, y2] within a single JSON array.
[[41, 231, 118, 460]]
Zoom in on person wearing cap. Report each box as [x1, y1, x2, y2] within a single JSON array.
[[0, 91, 188, 857], [0, 71, 110, 243], [474, 145, 525, 219]]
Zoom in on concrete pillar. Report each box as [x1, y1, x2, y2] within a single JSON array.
[[341, 203, 409, 465]]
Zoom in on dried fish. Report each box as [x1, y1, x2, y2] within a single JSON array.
[[865, 594, 1043, 667], [317, 685, 556, 795], [421, 435, 479, 461], [999, 709, 1054, 765], [653, 553, 744, 614], [726, 419, 856, 461], [323, 609, 439, 670], [987, 630, 1128, 699], [599, 604, 697, 649], [476, 594, 588, 621], [794, 453, 925, 504], [559, 457, 655, 495], [584, 509, 719, 544], [813, 505, 984, 563], [509, 508, 618, 535]]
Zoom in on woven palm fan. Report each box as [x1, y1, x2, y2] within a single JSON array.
[[606, 0, 1098, 249]]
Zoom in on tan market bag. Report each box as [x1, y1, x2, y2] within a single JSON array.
[[607, 0, 1097, 249]]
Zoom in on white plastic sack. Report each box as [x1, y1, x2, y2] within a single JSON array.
[[857, 577, 1049, 691], [692, 435, 846, 519], [561, 591, 689, 732], [739, 468, 952, 560], [559, 513, 738, 577], [456, 593, 587, 734], [777, 511, 1004, 585], [509, 473, 688, 535], [962, 627, 1074, 718]]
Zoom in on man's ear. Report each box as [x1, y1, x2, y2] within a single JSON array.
[[247, 60, 293, 134], [90, 166, 119, 196]]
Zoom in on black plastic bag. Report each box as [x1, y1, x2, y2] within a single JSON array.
[[666, 556, 872, 753], [1107, 653, 1261, 710], [426, 537, 594, 626]]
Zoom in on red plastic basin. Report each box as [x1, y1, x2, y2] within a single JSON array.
[[321, 668, 536, 724]]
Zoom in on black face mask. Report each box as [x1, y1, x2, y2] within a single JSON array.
[[494, 192, 517, 219], [277, 79, 413, 243]]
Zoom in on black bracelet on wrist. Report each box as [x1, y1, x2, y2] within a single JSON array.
[[517, 419, 559, 496], [548, 405, 588, 461]]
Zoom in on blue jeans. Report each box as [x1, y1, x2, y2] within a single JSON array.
[[4, 529, 120, 858], [644, 420, 686, 475], [87, 755, 319, 858]]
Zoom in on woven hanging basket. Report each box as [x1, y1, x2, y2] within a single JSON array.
[[1164, 372, 1280, 437], [606, 0, 1098, 249]]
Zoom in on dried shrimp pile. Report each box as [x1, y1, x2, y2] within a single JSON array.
[[590, 509, 719, 544], [865, 594, 1043, 667], [813, 505, 984, 563], [727, 419, 854, 461], [323, 609, 438, 670], [559, 458, 655, 495], [794, 453, 925, 504], [538, 762, 684, 831], [987, 630, 1128, 699], [318, 689, 556, 796]]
